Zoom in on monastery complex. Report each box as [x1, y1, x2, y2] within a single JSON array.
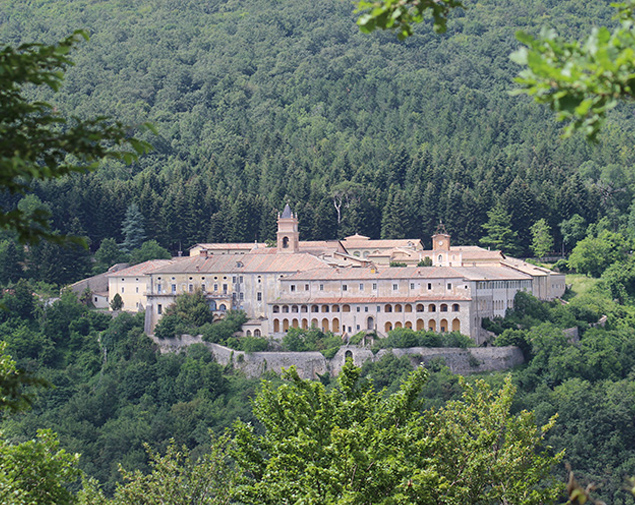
[[100, 205, 565, 345]]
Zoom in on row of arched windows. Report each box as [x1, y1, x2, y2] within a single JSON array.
[[271, 317, 461, 334], [272, 303, 461, 314]]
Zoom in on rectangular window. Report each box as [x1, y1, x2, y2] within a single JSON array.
[[214, 284, 218, 291], [157, 284, 162, 293], [223, 284, 228, 294], [157, 304, 162, 315], [232, 293, 237, 300], [392, 284, 398, 291], [356, 306, 360, 312], [121, 287, 125, 293], [201, 284, 206, 292], [410, 283, 415, 290], [136, 287, 139, 293], [447, 283, 452, 290], [305, 284, 309, 291], [239, 276, 243, 284], [232, 276, 237, 284], [364, 306, 369, 312], [290, 285, 296, 292], [372, 283, 377, 290], [257, 292, 262, 301], [377, 306, 381, 312], [319, 284, 324, 291], [427, 283, 432, 290], [343, 285, 348, 291], [189, 284, 193, 292], [359, 283, 364, 291], [171, 284, 176, 293], [239, 293, 244, 300]]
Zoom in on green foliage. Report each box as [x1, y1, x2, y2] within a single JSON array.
[[0, 31, 152, 244], [94, 238, 127, 274], [281, 327, 342, 352], [233, 361, 562, 505], [120, 204, 146, 254], [480, 202, 521, 257], [377, 327, 474, 349], [388, 261, 407, 267], [530, 218, 554, 259], [0, 429, 81, 505], [356, 0, 462, 39], [511, 2, 635, 140], [111, 434, 237, 505], [200, 311, 248, 345], [560, 214, 587, 251], [417, 257, 433, 267], [128, 240, 171, 265], [568, 230, 629, 277], [110, 293, 123, 311]]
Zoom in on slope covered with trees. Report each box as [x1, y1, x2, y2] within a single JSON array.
[[1, 0, 634, 264]]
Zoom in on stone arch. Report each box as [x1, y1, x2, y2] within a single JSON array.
[[428, 319, 436, 331], [342, 304, 351, 312], [291, 305, 299, 313], [345, 350, 353, 360], [282, 236, 289, 248], [367, 316, 374, 330], [311, 318, 318, 328], [416, 304, 424, 312], [301, 305, 308, 313], [302, 318, 309, 329], [273, 305, 280, 313], [321, 305, 330, 313], [405, 321, 412, 329], [219, 304, 226, 311], [452, 318, 461, 332], [311, 305, 319, 313], [428, 304, 436, 312], [440, 319, 448, 333], [332, 318, 340, 333], [385, 322, 393, 333], [322, 318, 329, 332], [273, 319, 280, 332], [332, 305, 340, 312], [395, 322, 402, 329], [452, 303, 460, 312], [292, 318, 299, 328], [254, 329, 261, 337], [246, 330, 252, 337], [416, 319, 425, 331], [283, 319, 289, 331], [384, 304, 392, 313], [395, 304, 402, 313], [282, 305, 289, 313], [405, 304, 412, 313], [440, 304, 448, 312]]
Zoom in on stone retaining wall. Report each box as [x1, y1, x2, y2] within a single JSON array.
[[151, 335, 524, 379]]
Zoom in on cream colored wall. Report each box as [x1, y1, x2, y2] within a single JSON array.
[[108, 275, 151, 312]]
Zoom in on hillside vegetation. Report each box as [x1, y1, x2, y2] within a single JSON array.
[[1, 0, 634, 260]]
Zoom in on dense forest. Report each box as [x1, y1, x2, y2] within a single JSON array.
[[1, 0, 635, 264], [6, 0, 635, 503]]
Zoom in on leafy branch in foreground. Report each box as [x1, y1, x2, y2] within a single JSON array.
[[0, 30, 155, 244], [511, 1, 635, 141], [356, 0, 463, 39]]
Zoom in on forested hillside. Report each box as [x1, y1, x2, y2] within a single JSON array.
[[1, 0, 634, 259]]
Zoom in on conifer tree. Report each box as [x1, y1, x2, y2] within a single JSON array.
[[120, 203, 146, 254], [530, 219, 554, 259], [480, 202, 522, 257]]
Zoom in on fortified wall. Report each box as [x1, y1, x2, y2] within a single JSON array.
[[152, 335, 524, 379]]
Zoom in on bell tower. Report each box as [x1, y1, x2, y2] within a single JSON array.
[[277, 204, 299, 253], [431, 222, 451, 266]]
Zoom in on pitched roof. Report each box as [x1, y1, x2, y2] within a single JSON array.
[[282, 266, 467, 281], [281, 203, 293, 218], [149, 252, 328, 275], [107, 259, 177, 277], [342, 238, 422, 249], [273, 295, 472, 304]]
